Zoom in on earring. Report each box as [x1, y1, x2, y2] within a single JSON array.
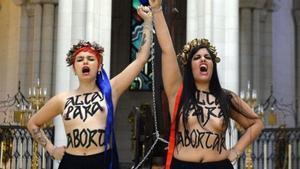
[[97, 67, 102, 77], [98, 64, 103, 75]]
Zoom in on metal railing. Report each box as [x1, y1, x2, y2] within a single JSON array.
[[0, 125, 54, 169], [238, 127, 300, 169]]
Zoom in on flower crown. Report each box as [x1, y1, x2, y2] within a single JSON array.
[[177, 38, 220, 66], [66, 40, 104, 66]]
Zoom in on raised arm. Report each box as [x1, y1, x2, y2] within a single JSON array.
[[227, 91, 264, 162], [111, 6, 153, 105], [150, 0, 182, 104], [27, 93, 66, 160]]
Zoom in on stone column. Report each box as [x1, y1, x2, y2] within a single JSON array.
[[54, 0, 73, 168], [92, 0, 112, 76], [239, 7, 252, 91], [40, 2, 56, 96], [212, 0, 225, 75], [187, 0, 239, 91], [69, 0, 86, 89], [32, 3, 42, 80], [187, 0, 205, 40], [251, 0, 272, 104], [203, 0, 212, 39], [17, 1, 42, 95], [86, 0, 94, 41], [71, 0, 86, 41], [223, 0, 239, 90], [222, 2, 239, 164], [10, 1, 49, 97], [252, 8, 261, 97], [3, 0, 23, 96], [294, 10, 300, 126], [239, 0, 273, 105], [272, 0, 295, 127], [18, 4, 30, 94], [259, 8, 273, 102]]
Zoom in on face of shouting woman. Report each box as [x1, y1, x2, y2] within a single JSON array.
[[73, 51, 102, 82], [191, 48, 214, 88]]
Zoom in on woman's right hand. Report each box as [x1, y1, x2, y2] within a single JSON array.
[[137, 5, 153, 23], [149, 0, 162, 9], [50, 146, 66, 160]]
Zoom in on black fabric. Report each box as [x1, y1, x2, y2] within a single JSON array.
[[58, 150, 112, 169], [170, 157, 234, 169]]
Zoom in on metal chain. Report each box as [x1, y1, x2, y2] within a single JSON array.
[[131, 29, 168, 169]]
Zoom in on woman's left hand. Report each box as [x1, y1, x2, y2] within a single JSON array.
[[228, 148, 241, 164]]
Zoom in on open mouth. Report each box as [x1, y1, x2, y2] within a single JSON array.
[[82, 66, 90, 74], [200, 65, 208, 73]]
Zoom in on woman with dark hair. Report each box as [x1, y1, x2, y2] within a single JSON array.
[[149, 0, 264, 169], [27, 5, 153, 169]]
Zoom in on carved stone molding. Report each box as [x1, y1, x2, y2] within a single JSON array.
[[25, 3, 35, 17], [12, 0, 27, 6], [259, 9, 269, 22], [29, 0, 58, 4], [240, 0, 265, 8], [240, 0, 276, 10]]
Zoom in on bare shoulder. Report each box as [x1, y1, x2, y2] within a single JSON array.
[[222, 88, 237, 97], [222, 88, 259, 119], [45, 91, 71, 111], [222, 88, 242, 107], [222, 89, 241, 103], [52, 91, 70, 102]]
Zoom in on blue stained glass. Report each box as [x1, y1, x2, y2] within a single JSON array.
[[130, 0, 153, 91]]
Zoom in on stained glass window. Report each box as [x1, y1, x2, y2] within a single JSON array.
[[130, 0, 153, 91]]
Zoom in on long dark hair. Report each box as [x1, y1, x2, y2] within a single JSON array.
[[176, 45, 231, 133]]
